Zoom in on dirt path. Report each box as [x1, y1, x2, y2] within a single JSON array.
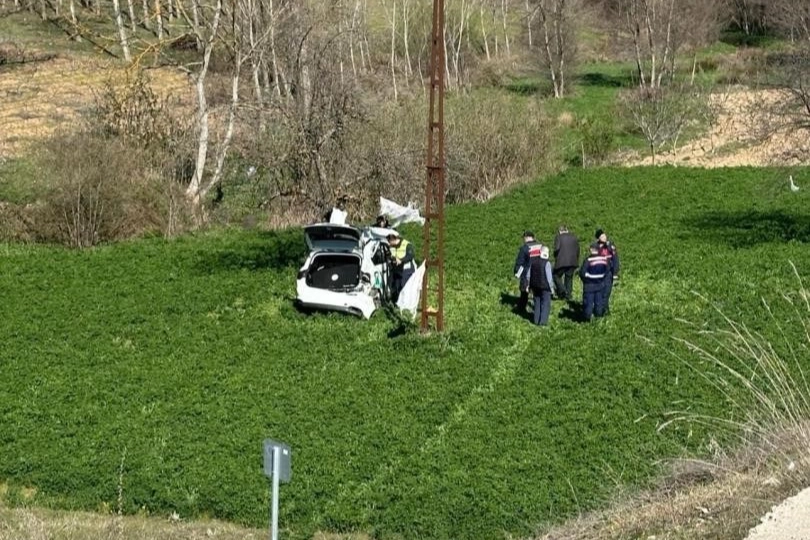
[[624, 88, 810, 168], [745, 486, 810, 540]]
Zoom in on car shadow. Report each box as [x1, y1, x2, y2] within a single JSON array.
[[195, 230, 307, 274]]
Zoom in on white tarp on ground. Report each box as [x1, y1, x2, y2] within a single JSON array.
[[380, 197, 425, 227], [396, 261, 426, 317]]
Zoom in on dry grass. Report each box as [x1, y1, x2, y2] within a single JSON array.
[[0, 55, 191, 158], [0, 503, 267, 540], [0, 503, 380, 540]]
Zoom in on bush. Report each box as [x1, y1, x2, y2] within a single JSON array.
[[577, 114, 617, 167], [228, 91, 556, 226], [30, 133, 193, 247]]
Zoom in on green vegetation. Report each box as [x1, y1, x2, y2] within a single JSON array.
[[1, 166, 809, 539], [0, 157, 41, 204]]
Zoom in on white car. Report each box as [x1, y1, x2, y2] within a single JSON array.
[[295, 223, 395, 318]]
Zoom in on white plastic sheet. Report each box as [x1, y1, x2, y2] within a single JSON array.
[[328, 207, 348, 225], [396, 261, 426, 317], [379, 197, 425, 227]]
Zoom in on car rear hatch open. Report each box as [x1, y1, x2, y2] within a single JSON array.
[[304, 224, 362, 252]]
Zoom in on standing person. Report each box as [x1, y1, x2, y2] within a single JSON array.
[[578, 245, 608, 321], [387, 231, 415, 302], [553, 224, 580, 301], [513, 230, 543, 314], [529, 245, 555, 326], [375, 215, 390, 228], [592, 229, 620, 314]]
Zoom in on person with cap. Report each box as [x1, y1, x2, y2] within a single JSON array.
[[578, 245, 608, 321], [387, 230, 415, 303], [592, 229, 620, 314], [375, 215, 390, 228], [529, 245, 555, 326], [513, 230, 543, 314], [553, 224, 580, 301]]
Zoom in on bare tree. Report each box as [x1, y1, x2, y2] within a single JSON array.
[[531, 0, 578, 97], [183, 0, 222, 209], [768, 0, 810, 42], [112, 0, 132, 61], [755, 45, 810, 135], [620, 83, 706, 163]]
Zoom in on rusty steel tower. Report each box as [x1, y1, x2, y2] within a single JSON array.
[[419, 0, 446, 332]]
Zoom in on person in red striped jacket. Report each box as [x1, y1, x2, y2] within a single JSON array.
[[578, 245, 608, 321]]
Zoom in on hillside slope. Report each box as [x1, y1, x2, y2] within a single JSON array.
[[2, 166, 810, 539]]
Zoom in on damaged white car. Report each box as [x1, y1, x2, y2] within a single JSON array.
[[295, 224, 396, 318]]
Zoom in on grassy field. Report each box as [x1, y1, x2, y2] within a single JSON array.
[[1, 166, 809, 538]]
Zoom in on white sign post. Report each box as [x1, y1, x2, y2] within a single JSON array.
[[263, 439, 291, 540]]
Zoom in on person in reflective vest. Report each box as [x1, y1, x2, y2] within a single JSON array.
[[513, 230, 543, 314], [591, 228, 620, 314], [387, 230, 415, 302], [529, 245, 555, 326], [578, 245, 608, 321]]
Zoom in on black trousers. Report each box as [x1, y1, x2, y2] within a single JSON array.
[[553, 266, 576, 300], [391, 270, 414, 303]]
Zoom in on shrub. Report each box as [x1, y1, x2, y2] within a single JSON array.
[[577, 114, 617, 167], [229, 91, 556, 226], [31, 133, 193, 247]]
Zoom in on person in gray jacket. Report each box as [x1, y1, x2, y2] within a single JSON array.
[[553, 225, 580, 301]]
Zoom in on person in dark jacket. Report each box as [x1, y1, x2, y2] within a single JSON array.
[[553, 224, 580, 301], [387, 230, 415, 302], [592, 229, 620, 314], [513, 230, 543, 314], [529, 245, 555, 326], [579, 245, 608, 321]]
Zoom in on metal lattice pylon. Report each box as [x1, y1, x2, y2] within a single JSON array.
[[420, 0, 445, 332]]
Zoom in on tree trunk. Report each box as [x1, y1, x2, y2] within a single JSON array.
[[126, 0, 137, 31], [389, 0, 398, 100], [191, 0, 201, 48], [539, 5, 560, 98], [155, 0, 163, 40], [525, 0, 533, 48], [203, 54, 241, 203], [69, 0, 81, 40], [501, 0, 510, 56], [141, 0, 150, 29], [186, 0, 222, 207], [480, 4, 490, 60], [349, 0, 359, 76], [403, 0, 412, 77], [112, 0, 132, 61]]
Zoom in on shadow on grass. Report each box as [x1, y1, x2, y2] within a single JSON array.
[[577, 71, 636, 88], [196, 230, 307, 273], [720, 30, 779, 48], [500, 291, 533, 322], [558, 300, 588, 323], [682, 210, 810, 248], [503, 78, 552, 96]]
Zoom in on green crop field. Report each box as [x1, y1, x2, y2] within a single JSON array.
[[1, 166, 809, 539]]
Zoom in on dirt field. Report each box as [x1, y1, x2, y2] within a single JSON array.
[[625, 88, 810, 168], [0, 54, 191, 158]]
